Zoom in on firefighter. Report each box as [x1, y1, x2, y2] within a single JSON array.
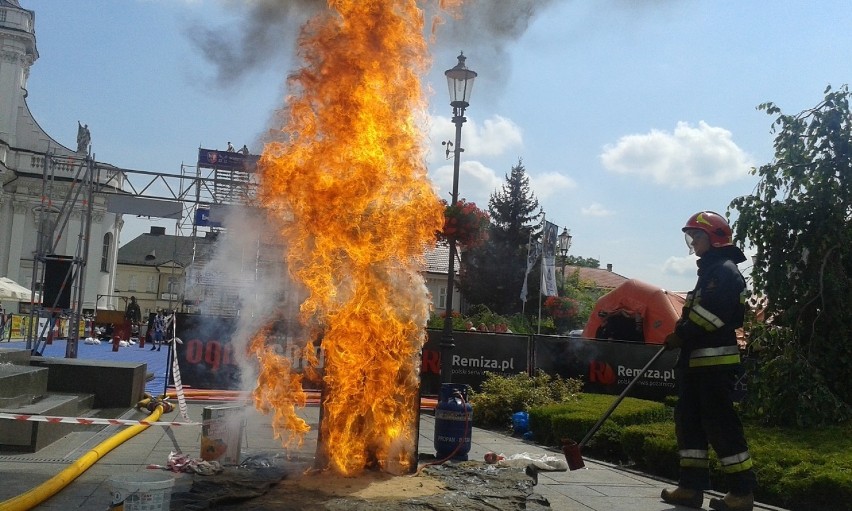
[[661, 211, 756, 511]]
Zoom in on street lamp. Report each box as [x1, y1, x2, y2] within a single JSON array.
[[441, 52, 477, 384], [557, 227, 572, 292]]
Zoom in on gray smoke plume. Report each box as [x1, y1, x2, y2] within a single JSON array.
[[188, 0, 323, 87], [188, 0, 560, 89]]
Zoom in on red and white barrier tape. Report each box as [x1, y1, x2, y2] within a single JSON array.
[[0, 412, 202, 427], [168, 335, 190, 422]]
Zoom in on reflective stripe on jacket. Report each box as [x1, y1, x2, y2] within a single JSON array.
[[675, 249, 746, 370]]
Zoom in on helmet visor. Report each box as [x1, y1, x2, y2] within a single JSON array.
[[684, 232, 696, 255], [684, 229, 706, 255]]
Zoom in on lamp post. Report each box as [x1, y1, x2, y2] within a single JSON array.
[[557, 227, 572, 292], [440, 52, 477, 384]]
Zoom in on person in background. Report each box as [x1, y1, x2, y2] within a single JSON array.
[[150, 310, 165, 352], [0, 302, 7, 341], [124, 296, 141, 339], [145, 311, 155, 346], [661, 211, 755, 511]]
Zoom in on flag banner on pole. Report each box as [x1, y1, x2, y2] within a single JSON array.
[[520, 239, 541, 303], [542, 221, 558, 297]]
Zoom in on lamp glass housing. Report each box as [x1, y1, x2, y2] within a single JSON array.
[[558, 228, 572, 257], [445, 53, 477, 105]]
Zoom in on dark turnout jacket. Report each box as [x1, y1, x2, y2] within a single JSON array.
[[675, 246, 747, 371]]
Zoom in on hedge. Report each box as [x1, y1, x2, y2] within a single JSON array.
[[527, 395, 852, 511]]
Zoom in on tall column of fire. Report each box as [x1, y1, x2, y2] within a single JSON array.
[[251, 1, 458, 476]]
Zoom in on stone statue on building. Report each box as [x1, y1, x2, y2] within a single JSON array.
[[76, 121, 91, 154]]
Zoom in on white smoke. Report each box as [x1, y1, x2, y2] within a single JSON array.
[[186, 205, 307, 390]]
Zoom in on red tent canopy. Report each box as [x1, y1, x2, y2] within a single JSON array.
[[582, 279, 685, 344]]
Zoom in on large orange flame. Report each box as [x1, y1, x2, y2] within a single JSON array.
[[252, 1, 460, 476]]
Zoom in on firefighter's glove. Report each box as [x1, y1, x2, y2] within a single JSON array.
[[664, 332, 683, 351]]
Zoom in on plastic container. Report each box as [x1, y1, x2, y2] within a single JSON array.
[[512, 411, 529, 435], [201, 404, 245, 465], [108, 472, 174, 511]]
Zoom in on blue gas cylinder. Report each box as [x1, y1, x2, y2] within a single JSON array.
[[433, 383, 473, 460]]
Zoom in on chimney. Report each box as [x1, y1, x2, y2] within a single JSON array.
[[606, 263, 613, 272], [150, 226, 166, 236]]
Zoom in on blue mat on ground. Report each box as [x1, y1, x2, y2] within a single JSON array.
[[1, 339, 170, 396]]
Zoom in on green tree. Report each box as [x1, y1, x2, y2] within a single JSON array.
[[730, 85, 852, 426], [488, 159, 541, 246], [560, 268, 607, 330], [564, 255, 600, 268], [458, 159, 541, 314]]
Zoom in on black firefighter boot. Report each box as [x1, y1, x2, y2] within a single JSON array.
[[661, 487, 704, 509], [709, 492, 754, 511]]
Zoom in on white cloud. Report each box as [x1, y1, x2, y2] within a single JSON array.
[[662, 255, 697, 276], [469, 116, 524, 157], [530, 172, 576, 200], [430, 160, 502, 207], [600, 121, 753, 188], [428, 114, 523, 163], [581, 202, 615, 217]]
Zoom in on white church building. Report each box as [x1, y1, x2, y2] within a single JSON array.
[[0, 0, 124, 315], [1, 0, 459, 334]]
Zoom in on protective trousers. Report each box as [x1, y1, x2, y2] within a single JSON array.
[[675, 369, 755, 494]]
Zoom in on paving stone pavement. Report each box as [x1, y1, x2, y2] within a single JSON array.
[[0, 340, 786, 510], [0, 402, 789, 510]]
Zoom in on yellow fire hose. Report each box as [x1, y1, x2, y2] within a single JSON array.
[[0, 403, 165, 511]]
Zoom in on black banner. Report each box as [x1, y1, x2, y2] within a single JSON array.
[[173, 314, 318, 391], [533, 335, 679, 401], [421, 330, 530, 395], [174, 314, 241, 390], [197, 148, 259, 172]]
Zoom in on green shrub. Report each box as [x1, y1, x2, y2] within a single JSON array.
[[529, 393, 670, 448], [742, 341, 852, 427], [426, 308, 535, 334], [467, 370, 582, 430], [621, 422, 678, 478], [746, 424, 852, 510], [775, 468, 852, 511], [588, 421, 626, 460], [528, 393, 852, 511]]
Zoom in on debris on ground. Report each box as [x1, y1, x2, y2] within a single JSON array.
[[189, 458, 551, 510], [147, 451, 223, 475]]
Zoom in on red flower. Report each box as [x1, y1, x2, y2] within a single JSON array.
[[544, 296, 578, 319], [436, 199, 490, 248]]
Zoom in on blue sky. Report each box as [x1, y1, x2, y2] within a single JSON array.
[[21, 0, 852, 292]]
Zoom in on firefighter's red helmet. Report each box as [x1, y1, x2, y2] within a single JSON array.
[[682, 211, 733, 248]]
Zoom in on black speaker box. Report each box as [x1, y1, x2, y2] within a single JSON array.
[[43, 255, 74, 309]]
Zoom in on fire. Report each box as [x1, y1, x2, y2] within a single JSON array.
[[252, 1, 461, 476]]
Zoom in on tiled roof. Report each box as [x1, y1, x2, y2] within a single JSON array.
[[424, 243, 450, 273], [117, 232, 217, 267], [563, 265, 629, 290]]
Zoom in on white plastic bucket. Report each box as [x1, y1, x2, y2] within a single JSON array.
[[108, 472, 174, 511]]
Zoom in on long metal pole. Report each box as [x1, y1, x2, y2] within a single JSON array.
[[579, 345, 668, 447], [440, 103, 467, 384], [537, 213, 546, 334]]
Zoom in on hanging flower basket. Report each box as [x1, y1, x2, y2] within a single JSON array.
[[436, 199, 490, 249], [543, 296, 579, 320]]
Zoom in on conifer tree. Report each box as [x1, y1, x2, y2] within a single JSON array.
[[458, 159, 541, 314]]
